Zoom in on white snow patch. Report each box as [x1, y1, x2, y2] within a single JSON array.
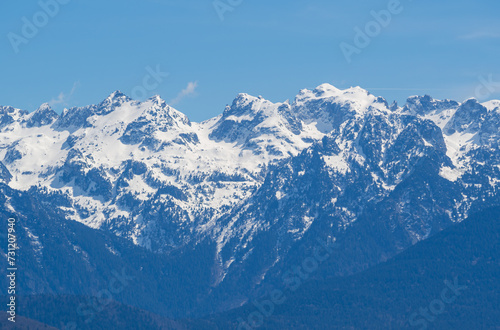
[[439, 166, 462, 182]]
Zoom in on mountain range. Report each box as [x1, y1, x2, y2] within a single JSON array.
[[0, 84, 499, 326]]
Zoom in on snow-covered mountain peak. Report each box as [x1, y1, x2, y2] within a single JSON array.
[[98, 90, 133, 112], [295, 84, 341, 102], [208, 92, 316, 160], [105, 90, 131, 102], [458, 98, 486, 112], [444, 98, 488, 135], [210, 93, 285, 141], [292, 84, 390, 134], [399, 95, 460, 131], [138, 96, 191, 128], [26, 103, 58, 128], [295, 84, 384, 111], [147, 94, 166, 105], [36, 102, 52, 112], [0, 106, 29, 127], [54, 92, 134, 131], [402, 95, 460, 116], [224, 93, 277, 117], [312, 83, 342, 96], [459, 98, 485, 111], [232, 92, 258, 103], [297, 83, 370, 99]]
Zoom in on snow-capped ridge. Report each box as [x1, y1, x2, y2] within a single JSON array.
[[0, 106, 29, 126], [313, 83, 342, 96], [482, 100, 500, 112], [230, 93, 273, 109], [344, 85, 370, 95], [402, 95, 460, 116], [217, 93, 279, 123], [295, 84, 379, 108]]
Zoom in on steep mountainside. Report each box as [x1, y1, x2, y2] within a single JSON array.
[[203, 206, 500, 329]]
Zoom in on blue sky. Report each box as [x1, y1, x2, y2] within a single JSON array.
[[1, 0, 499, 121]]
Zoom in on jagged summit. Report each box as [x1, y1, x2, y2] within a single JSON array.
[[36, 102, 53, 111], [148, 94, 166, 105], [0, 105, 29, 127], [444, 98, 488, 135], [26, 103, 58, 128], [221, 92, 277, 119], [98, 90, 133, 110], [106, 90, 130, 100], [402, 95, 460, 117]]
